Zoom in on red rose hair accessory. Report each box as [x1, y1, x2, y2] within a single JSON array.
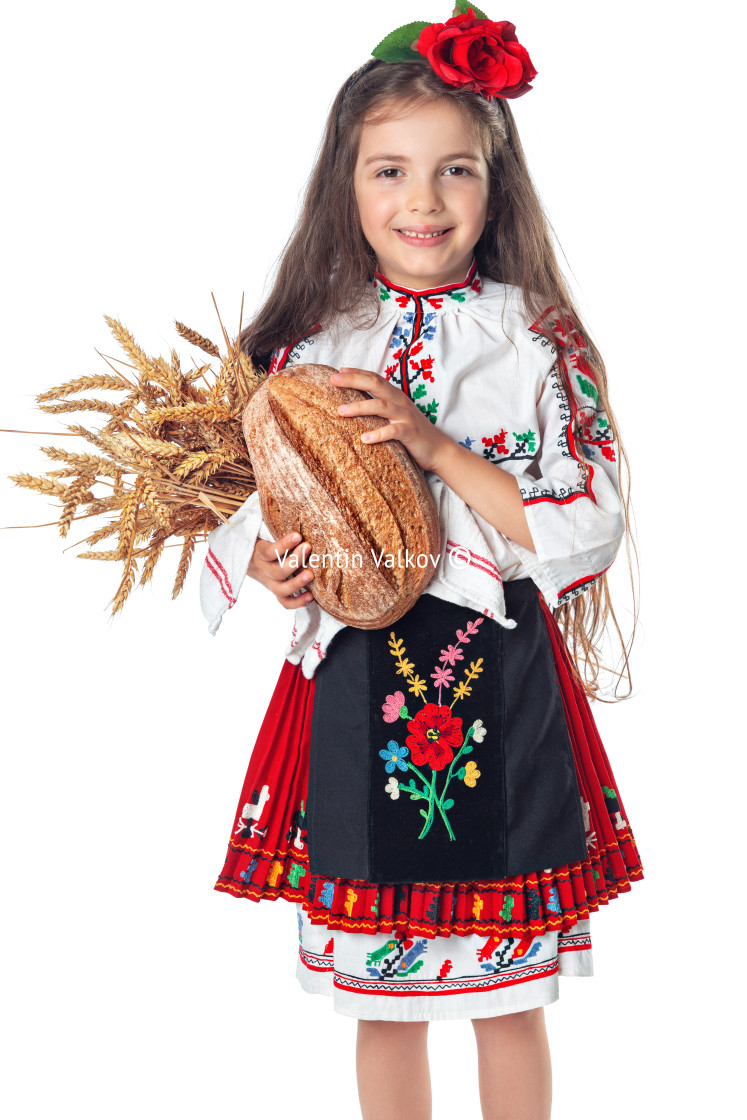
[[370, 1, 536, 102]]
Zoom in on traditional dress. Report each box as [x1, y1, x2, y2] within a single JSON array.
[[200, 257, 643, 1020]]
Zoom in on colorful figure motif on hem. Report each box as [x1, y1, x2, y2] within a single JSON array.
[[365, 936, 428, 979], [235, 784, 271, 839], [379, 615, 487, 841], [477, 934, 541, 973]]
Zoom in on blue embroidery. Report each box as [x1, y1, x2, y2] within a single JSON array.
[[379, 741, 410, 773]]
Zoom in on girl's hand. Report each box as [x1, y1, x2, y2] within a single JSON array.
[[330, 368, 451, 474], [247, 532, 315, 609]]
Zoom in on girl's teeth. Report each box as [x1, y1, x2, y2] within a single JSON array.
[[398, 229, 449, 239]]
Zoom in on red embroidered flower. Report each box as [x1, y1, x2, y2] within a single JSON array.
[[415, 9, 536, 101], [406, 703, 464, 771]]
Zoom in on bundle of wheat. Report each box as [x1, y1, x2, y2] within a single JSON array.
[[6, 297, 265, 616]]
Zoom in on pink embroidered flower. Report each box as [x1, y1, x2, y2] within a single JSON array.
[[439, 642, 465, 668], [431, 664, 455, 688], [406, 703, 464, 771], [382, 690, 406, 723]]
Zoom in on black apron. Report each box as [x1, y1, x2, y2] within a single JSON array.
[[306, 577, 588, 884]]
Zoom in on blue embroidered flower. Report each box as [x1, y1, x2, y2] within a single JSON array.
[[459, 436, 476, 450], [422, 312, 438, 340], [379, 741, 409, 773], [389, 324, 411, 350]]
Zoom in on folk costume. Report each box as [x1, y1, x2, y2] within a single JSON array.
[[200, 6, 644, 1020]]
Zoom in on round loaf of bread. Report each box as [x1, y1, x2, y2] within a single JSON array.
[[242, 362, 440, 629]]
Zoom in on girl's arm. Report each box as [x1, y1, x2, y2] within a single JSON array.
[[429, 440, 536, 552]]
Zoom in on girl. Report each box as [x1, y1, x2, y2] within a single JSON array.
[[200, 7, 643, 1118]]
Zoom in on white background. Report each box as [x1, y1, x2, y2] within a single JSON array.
[[1, 1, 743, 1116]]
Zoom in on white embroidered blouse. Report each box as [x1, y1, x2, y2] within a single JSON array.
[[200, 257, 625, 678]]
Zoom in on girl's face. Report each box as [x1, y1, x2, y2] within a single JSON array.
[[353, 99, 492, 291]]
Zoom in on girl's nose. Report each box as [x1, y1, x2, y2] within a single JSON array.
[[405, 177, 443, 213]]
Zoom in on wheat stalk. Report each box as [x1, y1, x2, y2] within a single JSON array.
[[6, 299, 268, 617]]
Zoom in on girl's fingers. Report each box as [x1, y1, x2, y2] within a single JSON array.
[[338, 398, 389, 417], [359, 423, 396, 444], [258, 535, 306, 572], [274, 565, 315, 607]]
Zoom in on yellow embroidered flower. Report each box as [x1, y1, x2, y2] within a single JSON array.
[[464, 760, 481, 787]]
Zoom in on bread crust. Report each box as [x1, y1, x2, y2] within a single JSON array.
[[242, 363, 440, 629]]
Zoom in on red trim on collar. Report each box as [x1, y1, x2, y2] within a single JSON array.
[[374, 257, 478, 298]]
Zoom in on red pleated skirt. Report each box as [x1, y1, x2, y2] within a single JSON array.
[[214, 593, 644, 941]]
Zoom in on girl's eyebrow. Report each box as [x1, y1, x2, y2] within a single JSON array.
[[363, 151, 481, 165]]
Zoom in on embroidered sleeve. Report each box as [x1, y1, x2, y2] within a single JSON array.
[[507, 309, 625, 607]]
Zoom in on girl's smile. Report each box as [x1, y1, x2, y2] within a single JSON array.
[[394, 226, 454, 246], [353, 100, 492, 290]]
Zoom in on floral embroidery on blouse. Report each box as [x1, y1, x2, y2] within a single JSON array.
[[372, 258, 482, 428]]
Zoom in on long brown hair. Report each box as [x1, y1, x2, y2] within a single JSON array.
[[239, 58, 639, 704]]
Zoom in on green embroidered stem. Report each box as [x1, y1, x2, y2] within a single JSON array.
[[418, 769, 438, 839], [434, 790, 456, 840], [405, 761, 432, 793], [440, 728, 474, 803]]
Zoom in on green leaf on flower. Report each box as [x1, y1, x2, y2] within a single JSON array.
[[457, 767, 466, 780], [372, 22, 431, 63], [442, 798, 454, 810], [419, 808, 428, 818], [453, 1, 489, 19], [462, 744, 473, 754]]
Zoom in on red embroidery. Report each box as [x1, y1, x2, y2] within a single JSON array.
[[557, 565, 612, 602], [446, 540, 503, 584], [207, 549, 235, 606]]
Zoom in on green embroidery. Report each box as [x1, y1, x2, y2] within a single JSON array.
[[287, 862, 306, 888], [576, 373, 598, 403], [512, 429, 537, 453], [416, 398, 439, 424], [499, 894, 515, 920]]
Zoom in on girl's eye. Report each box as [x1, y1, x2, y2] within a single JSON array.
[[374, 165, 472, 179]]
